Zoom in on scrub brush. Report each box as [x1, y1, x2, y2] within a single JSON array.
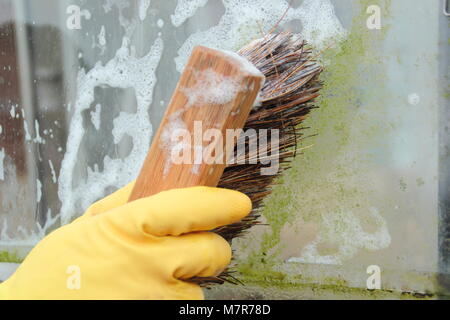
[[129, 31, 323, 286]]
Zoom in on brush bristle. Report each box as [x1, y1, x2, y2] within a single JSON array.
[[193, 31, 323, 286]]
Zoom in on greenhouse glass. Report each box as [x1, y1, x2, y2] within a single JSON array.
[[0, 0, 448, 299]]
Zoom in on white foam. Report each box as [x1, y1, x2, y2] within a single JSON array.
[[157, 18, 164, 28], [139, 0, 152, 21], [292, 0, 347, 48], [288, 208, 391, 265], [9, 105, 15, 118], [90, 103, 102, 130], [58, 36, 163, 224], [36, 179, 42, 203], [181, 68, 248, 106], [48, 160, 57, 184], [23, 120, 31, 141], [98, 25, 106, 46], [174, 0, 346, 72], [220, 49, 264, 80], [171, 0, 209, 27], [21, 110, 45, 144], [34, 120, 45, 144]]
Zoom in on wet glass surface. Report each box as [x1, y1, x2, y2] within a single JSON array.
[[0, 0, 448, 295]]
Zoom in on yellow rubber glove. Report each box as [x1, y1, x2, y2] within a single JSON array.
[[0, 184, 251, 300]]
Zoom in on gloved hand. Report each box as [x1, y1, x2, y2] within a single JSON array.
[[0, 184, 251, 300]]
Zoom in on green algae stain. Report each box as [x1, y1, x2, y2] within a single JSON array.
[[216, 279, 437, 300], [0, 251, 22, 263], [237, 0, 392, 280], [399, 178, 407, 191], [416, 178, 425, 187]]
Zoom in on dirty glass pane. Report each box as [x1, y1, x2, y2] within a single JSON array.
[[0, 0, 449, 298]]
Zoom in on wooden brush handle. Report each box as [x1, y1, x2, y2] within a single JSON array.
[[129, 46, 264, 201]]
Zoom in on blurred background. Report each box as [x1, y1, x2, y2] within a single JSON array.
[[0, 0, 448, 299]]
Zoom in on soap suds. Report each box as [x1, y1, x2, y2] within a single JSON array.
[[220, 49, 265, 79], [293, 0, 347, 48], [9, 104, 16, 118], [181, 68, 248, 106], [98, 25, 106, 46], [171, 0, 209, 27], [90, 103, 102, 130], [139, 0, 152, 21], [23, 119, 31, 141], [288, 208, 391, 265], [48, 160, 57, 184], [174, 0, 346, 72], [21, 110, 45, 144], [34, 120, 45, 144], [58, 36, 163, 224], [36, 179, 42, 203]]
